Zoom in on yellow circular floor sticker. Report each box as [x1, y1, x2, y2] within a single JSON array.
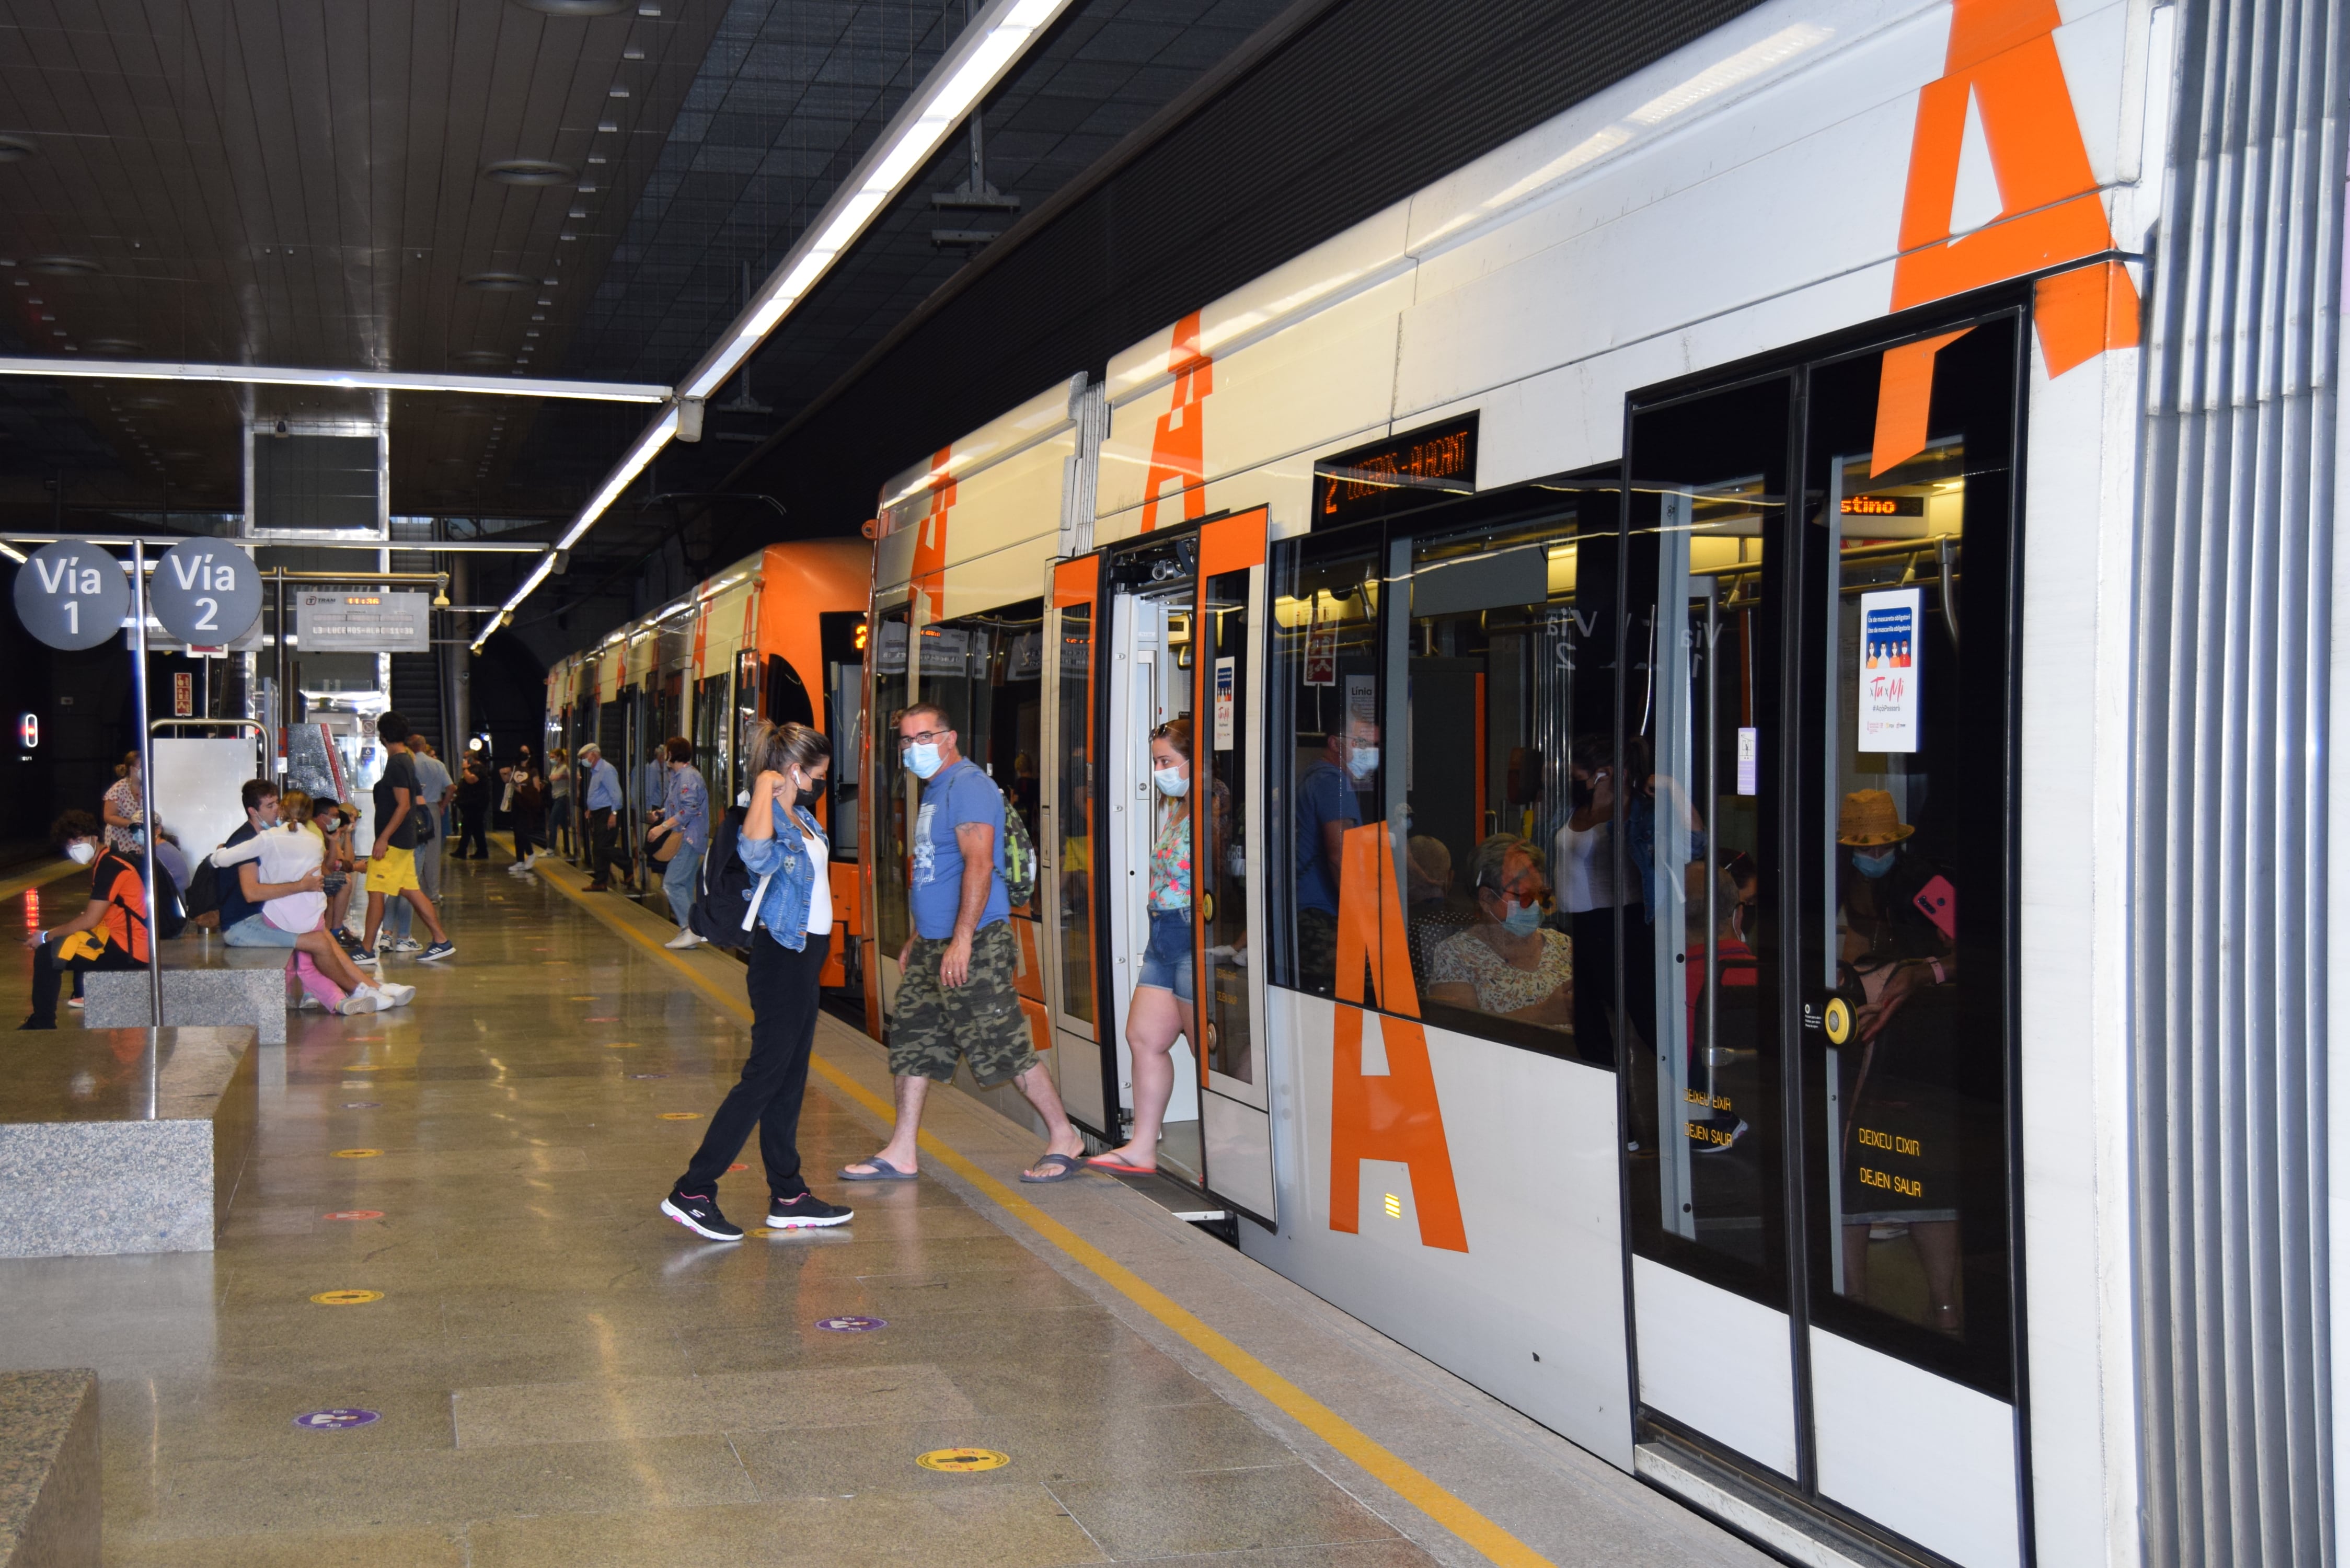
[[344, 1065, 384, 1072], [605, 1041, 639, 1049], [916, 1448, 1009, 1473], [310, 1289, 383, 1306], [658, 1111, 700, 1121], [1824, 997, 1852, 1046], [330, 1148, 383, 1159]]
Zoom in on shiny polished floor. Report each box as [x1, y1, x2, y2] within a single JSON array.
[[0, 849, 1767, 1568]]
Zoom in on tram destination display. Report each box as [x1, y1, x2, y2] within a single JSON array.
[[296, 590, 430, 654], [13, 540, 130, 651]]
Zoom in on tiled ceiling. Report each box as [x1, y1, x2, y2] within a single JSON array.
[[0, 0, 1289, 548]]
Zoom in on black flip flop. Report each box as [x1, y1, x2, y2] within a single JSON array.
[[1019, 1152, 1085, 1183]]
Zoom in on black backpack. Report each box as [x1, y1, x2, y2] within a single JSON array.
[[152, 860, 186, 940], [182, 854, 224, 924], [688, 805, 761, 949]]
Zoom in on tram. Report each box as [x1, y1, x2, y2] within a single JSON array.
[[546, 539, 878, 1019], [853, 1, 2195, 1563]]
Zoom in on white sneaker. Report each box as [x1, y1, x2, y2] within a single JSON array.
[[664, 930, 701, 950], [391, 937, 423, 954], [339, 986, 388, 1016], [376, 981, 417, 1008]]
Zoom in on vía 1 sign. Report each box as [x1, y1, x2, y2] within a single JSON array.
[[1857, 587, 1923, 753], [13, 541, 129, 651]]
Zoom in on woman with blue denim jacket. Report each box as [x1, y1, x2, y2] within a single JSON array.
[[661, 720, 856, 1241]]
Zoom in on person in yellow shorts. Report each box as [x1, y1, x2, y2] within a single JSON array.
[[360, 711, 455, 962]]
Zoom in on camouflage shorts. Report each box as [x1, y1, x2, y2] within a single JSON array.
[[890, 921, 1036, 1088]]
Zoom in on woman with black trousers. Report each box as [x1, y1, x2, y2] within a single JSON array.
[[454, 754, 491, 859], [660, 720, 855, 1241]]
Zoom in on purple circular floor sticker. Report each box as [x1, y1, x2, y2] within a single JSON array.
[[816, 1315, 888, 1333], [630, 1073, 669, 1080], [292, 1408, 380, 1431], [342, 1102, 381, 1109]]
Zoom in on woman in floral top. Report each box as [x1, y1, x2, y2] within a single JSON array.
[[1426, 834, 1573, 1033], [101, 752, 145, 857], [1089, 718, 1195, 1174]]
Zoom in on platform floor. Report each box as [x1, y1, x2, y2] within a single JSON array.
[[0, 847, 1768, 1568]]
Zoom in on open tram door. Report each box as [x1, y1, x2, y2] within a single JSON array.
[[1041, 509, 1276, 1223]]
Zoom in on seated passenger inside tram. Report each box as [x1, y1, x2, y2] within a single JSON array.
[[1403, 834, 1477, 989], [1424, 835, 1573, 1034]]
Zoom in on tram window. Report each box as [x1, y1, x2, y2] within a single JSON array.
[[692, 673, 731, 803], [912, 602, 1045, 867], [871, 606, 913, 957], [1801, 318, 2018, 1393], [1403, 503, 1613, 1063], [1267, 535, 1384, 998], [766, 654, 815, 731]]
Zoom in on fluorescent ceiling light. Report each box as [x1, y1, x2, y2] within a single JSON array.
[[0, 356, 669, 403], [485, 0, 1076, 641]]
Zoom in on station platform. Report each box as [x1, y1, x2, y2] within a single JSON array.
[[0, 849, 1768, 1568]]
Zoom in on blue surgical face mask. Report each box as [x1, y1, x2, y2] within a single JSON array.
[[904, 742, 942, 780], [1346, 744, 1379, 782], [1153, 766, 1189, 797], [1851, 847, 1897, 879], [1499, 897, 1543, 937]]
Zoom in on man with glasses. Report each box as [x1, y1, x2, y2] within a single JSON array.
[[839, 704, 1087, 1185]]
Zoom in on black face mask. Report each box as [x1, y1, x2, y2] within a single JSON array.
[[798, 774, 828, 803], [1570, 779, 1594, 809]]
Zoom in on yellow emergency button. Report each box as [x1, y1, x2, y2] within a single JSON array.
[[1824, 997, 1852, 1046]]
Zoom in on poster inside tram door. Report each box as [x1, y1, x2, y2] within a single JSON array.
[[1857, 587, 1923, 753]]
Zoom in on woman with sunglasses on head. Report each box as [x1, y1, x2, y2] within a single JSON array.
[[1088, 719, 1196, 1175], [660, 719, 856, 1242]]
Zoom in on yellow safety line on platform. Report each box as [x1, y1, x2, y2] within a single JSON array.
[[526, 854, 1552, 1568], [0, 859, 90, 905]]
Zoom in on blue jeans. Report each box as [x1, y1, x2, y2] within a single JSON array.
[[663, 845, 702, 928]]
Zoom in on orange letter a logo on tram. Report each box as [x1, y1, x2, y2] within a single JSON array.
[[1327, 824, 1468, 1253], [1139, 312, 1212, 533], [908, 446, 955, 621], [1875, 0, 2140, 471]]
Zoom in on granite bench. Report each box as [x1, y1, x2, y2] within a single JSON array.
[[0, 1027, 258, 1259], [0, 1371, 97, 1567], [81, 938, 289, 1044]]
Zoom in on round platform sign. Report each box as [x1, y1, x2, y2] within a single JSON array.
[[341, 1102, 381, 1110], [816, 1316, 888, 1333], [658, 1111, 700, 1121], [322, 1210, 383, 1222], [149, 538, 260, 646], [330, 1148, 381, 1159], [309, 1289, 383, 1306], [13, 541, 127, 651], [916, 1447, 1009, 1473], [292, 1408, 380, 1430], [630, 1073, 669, 1080]]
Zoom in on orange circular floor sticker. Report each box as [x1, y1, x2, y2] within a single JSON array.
[[330, 1149, 382, 1159], [310, 1289, 383, 1306], [658, 1112, 700, 1121], [916, 1448, 1009, 1473]]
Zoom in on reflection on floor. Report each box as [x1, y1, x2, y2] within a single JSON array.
[[0, 849, 1769, 1568]]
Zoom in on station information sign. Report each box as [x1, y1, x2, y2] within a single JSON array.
[[1312, 414, 1479, 527], [295, 591, 430, 653]]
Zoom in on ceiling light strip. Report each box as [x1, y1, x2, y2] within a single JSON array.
[[0, 356, 670, 403], [481, 0, 1075, 645]]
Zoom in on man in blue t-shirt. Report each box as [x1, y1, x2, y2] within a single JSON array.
[[839, 701, 1087, 1185], [1293, 714, 1378, 994]]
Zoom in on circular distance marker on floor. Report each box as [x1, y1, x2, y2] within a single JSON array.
[[342, 1102, 381, 1109], [322, 1210, 383, 1221], [330, 1149, 382, 1159], [292, 1408, 380, 1430], [816, 1316, 888, 1333], [658, 1112, 700, 1121], [916, 1447, 1008, 1472], [309, 1289, 383, 1306]]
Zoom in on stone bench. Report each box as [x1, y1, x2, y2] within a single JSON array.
[[0, 1371, 97, 1567], [82, 937, 289, 1044], [0, 1027, 258, 1259]]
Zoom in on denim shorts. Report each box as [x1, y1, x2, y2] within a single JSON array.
[[223, 913, 301, 949], [1136, 907, 1194, 1002]]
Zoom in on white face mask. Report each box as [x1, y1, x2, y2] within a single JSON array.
[[736, 789, 752, 808], [1346, 743, 1379, 782], [1153, 766, 1189, 798], [65, 841, 96, 865]]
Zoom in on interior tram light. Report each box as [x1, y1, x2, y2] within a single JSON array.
[[17, 712, 36, 748]]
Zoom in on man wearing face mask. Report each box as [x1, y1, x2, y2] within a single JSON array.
[[209, 778, 281, 941], [1424, 834, 1573, 1032], [1293, 716, 1379, 995], [19, 811, 150, 1029], [837, 704, 1087, 1185]]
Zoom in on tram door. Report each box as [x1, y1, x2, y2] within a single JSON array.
[[1041, 512, 1276, 1217], [1622, 317, 2024, 1567]]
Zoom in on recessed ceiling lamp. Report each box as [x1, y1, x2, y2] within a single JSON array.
[[463, 272, 536, 292], [455, 350, 509, 367], [0, 137, 34, 163], [482, 159, 577, 187], [512, 0, 629, 13], [85, 338, 142, 354], [25, 257, 95, 276]]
